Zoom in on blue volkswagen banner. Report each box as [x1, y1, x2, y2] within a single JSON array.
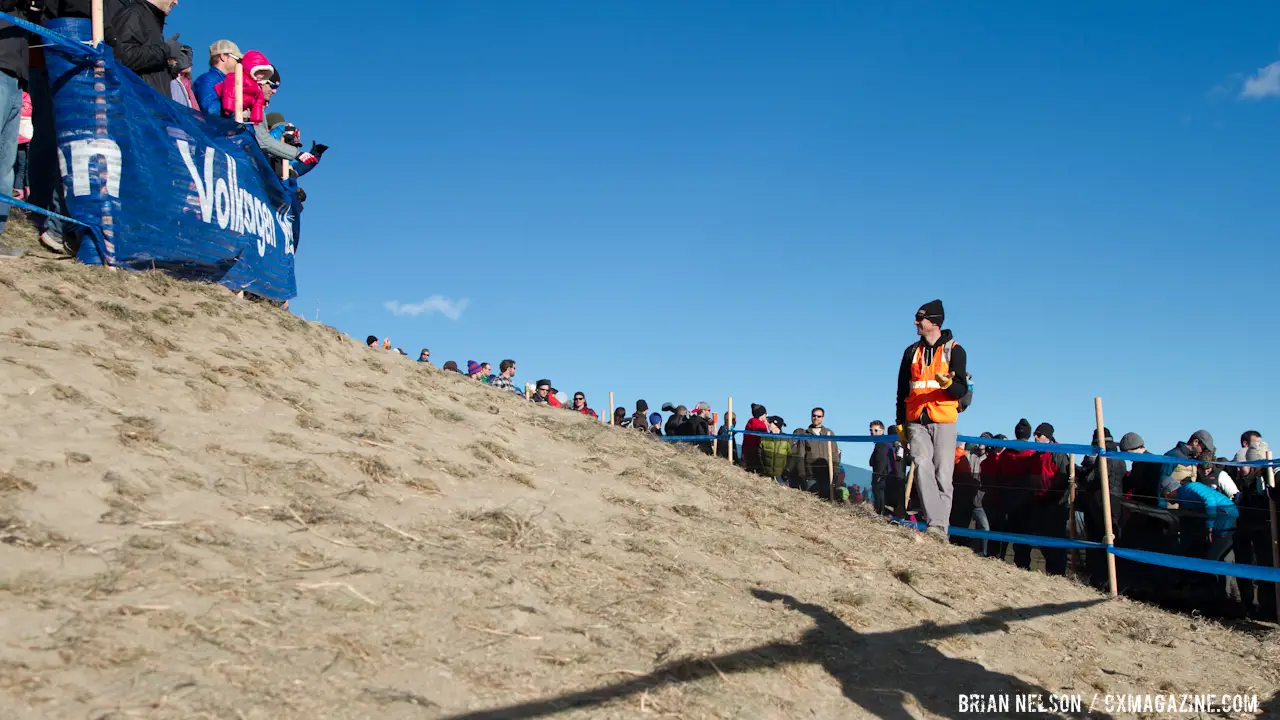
[[44, 18, 298, 300]]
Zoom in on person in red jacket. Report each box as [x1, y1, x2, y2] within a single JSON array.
[[1009, 422, 1069, 576], [979, 434, 1007, 559], [1000, 419, 1039, 564], [569, 392, 597, 418], [741, 403, 769, 474]]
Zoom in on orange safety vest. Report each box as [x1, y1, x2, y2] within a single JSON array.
[[906, 339, 960, 424]]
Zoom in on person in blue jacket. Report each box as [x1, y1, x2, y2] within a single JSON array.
[[193, 39, 240, 116]]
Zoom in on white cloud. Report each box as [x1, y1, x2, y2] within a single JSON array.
[[1241, 61, 1280, 98], [383, 296, 470, 320]]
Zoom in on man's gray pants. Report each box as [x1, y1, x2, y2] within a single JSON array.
[[908, 422, 958, 530]]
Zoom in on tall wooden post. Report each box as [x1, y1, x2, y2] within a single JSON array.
[[726, 398, 734, 464], [1094, 398, 1118, 598], [234, 62, 245, 123], [91, 0, 104, 44], [903, 465, 916, 518], [1267, 450, 1279, 619], [608, 392, 614, 426], [827, 438, 836, 502]]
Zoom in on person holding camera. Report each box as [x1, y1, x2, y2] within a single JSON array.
[[265, 112, 326, 179]]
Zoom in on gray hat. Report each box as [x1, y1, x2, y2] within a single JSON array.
[[1246, 440, 1270, 463], [1119, 432, 1144, 451], [1158, 476, 1181, 497], [1190, 429, 1215, 455]]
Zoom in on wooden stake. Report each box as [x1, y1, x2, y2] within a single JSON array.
[[1067, 455, 1077, 573], [91, 0, 104, 44], [726, 398, 734, 464], [1094, 397, 1118, 598], [234, 62, 245, 123], [827, 436, 835, 502], [711, 412, 719, 457], [1267, 450, 1279, 619], [903, 464, 916, 518]]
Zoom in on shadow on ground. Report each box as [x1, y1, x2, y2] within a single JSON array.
[[440, 589, 1108, 719]]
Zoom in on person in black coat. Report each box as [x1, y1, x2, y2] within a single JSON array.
[[869, 420, 895, 515], [108, 0, 182, 97]]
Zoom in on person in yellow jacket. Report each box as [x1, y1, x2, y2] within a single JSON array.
[[895, 299, 969, 540]]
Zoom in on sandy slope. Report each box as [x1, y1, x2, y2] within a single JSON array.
[[0, 222, 1276, 719]]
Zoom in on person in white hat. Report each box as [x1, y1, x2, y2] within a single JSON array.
[[194, 39, 242, 116]]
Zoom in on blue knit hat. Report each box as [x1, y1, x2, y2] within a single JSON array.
[[649, 412, 661, 426]]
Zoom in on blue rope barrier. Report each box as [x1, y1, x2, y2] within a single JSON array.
[[0, 11, 101, 58]]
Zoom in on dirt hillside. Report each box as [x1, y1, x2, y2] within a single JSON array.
[[0, 220, 1276, 719]]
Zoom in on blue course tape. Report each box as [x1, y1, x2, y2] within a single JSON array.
[[1109, 546, 1280, 583], [895, 520, 1280, 583], [0, 12, 100, 58]]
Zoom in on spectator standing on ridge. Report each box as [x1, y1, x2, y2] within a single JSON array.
[[1162, 430, 1215, 486], [977, 433, 1006, 556], [194, 39, 240, 115], [466, 361, 484, 380], [662, 404, 688, 437], [479, 363, 492, 384], [994, 421, 1037, 560], [569, 392, 598, 418], [1166, 451, 1238, 558], [0, 0, 29, 259], [531, 380, 553, 404], [758, 416, 792, 486], [742, 404, 769, 473], [716, 411, 737, 460], [442, 360, 459, 373], [109, 0, 182, 98], [895, 299, 969, 540], [950, 445, 978, 546], [612, 408, 630, 427], [1235, 439, 1276, 620], [1010, 423, 1070, 575], [1235, 430, 1263, 463], [1080, 428, 1126, 588], [1119, 433, 1162, 506], [417, 349, 430, 364], [168, 44, 196, 108], [631, 400, 650, 432], [688, 402, 713, 454], [869, 420, 895, 515], [488, 360, 520, 393], [647, 412, 663, 438], [796, 408, 844, 500]]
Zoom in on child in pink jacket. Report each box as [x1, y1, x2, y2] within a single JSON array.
[[214, 50, 275, 123]]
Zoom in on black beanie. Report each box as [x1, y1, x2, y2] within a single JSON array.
[[917, 299, 944, 324], [751, 403, 767, 419], [636, 399, 648, 413], [1034, 422, 1055, 440], [1014, 418, 1032, 440]]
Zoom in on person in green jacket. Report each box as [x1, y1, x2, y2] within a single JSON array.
[[758, 416, 793, 487]]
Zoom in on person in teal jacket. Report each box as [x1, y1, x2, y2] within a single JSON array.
[[1165, 454, 1238, 556]]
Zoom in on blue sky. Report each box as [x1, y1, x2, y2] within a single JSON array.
[[174, 1, 1280, 464]]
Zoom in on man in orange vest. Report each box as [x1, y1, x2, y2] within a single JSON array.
[[895, 299, 969, 540]]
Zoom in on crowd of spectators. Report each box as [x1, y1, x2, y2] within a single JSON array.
[[367, 332, 1276, 620], [0, 0, 326, 259]]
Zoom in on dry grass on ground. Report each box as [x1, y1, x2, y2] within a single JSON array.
[[0, 218, 1277, 718]]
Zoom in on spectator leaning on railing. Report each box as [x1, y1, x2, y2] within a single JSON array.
[[168, 44, 196, 108], [108, 0, 183, 98], [194, 39, 240, 116], [0, 0, 30, 259]]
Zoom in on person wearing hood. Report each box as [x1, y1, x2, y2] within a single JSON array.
[[895, 299, 969, 540], [1165, 450, 1238, 558], [109, 0, 182, 98], [631, 400, 650, 432], [168, 44, 196, 108], [1162, 430, 1215, 485], [216, 49, 273, 123], [758, 416, 792, 486], [741, 404, 769, 473], [715, 411, 737, 460], [612, 407, 631, 427]]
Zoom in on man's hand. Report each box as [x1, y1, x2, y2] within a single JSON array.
[[164, 33, 183, 60], [297, 152, 318, 166], [935, 371, 953, 389]]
